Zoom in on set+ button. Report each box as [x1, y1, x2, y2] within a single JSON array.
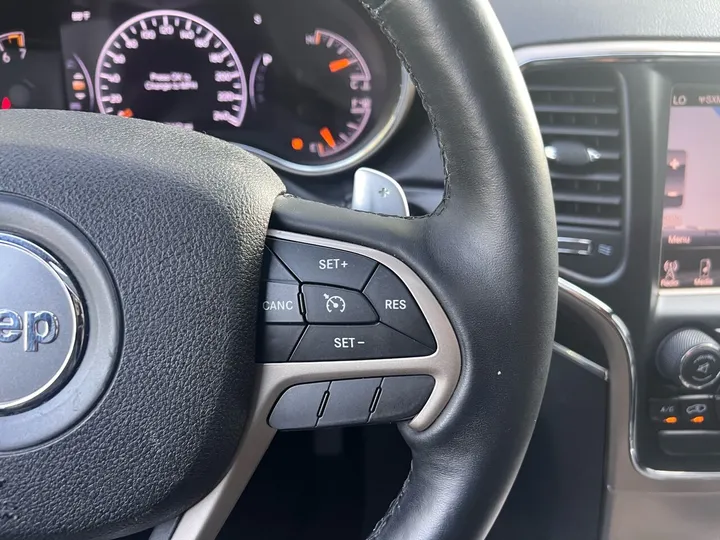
[[268, 239, 377, 290]]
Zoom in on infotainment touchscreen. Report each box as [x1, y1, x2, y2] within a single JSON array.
[[660, 86, 720, 289]]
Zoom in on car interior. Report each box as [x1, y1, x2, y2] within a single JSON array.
[[2, 1, 720, 539]]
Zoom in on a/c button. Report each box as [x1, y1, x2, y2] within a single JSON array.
[[291, 324, 434, 362]]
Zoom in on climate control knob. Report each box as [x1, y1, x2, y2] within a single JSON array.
[[657, 329, 720, 390]]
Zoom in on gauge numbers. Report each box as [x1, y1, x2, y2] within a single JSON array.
[[95, 10, 248, 129], [0, 31, 27, 64]]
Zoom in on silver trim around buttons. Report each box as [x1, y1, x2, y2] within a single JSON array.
[[171, 273, 628, 540], [170, 230, 461, 540]]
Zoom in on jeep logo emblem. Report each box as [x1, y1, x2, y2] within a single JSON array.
[[0, 310, 60, 352], [0, 233, 84, 412]]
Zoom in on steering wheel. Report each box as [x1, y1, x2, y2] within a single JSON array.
[[0, 0, 557, 539]]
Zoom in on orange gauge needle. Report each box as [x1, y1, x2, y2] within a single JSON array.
[[319, 127, 336, 148], [329, 58, 354, 73]]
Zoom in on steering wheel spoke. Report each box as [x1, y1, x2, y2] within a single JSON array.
[[171, 208, 461, 539], [258, 227, 461, 432]]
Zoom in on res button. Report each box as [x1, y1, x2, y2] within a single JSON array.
[[363, 266, 436, 349], [268, 239, 377, 290]]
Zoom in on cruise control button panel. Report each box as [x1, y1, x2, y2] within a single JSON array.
[[258, 238, 438, 363]]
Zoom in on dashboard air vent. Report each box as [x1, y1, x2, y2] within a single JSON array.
[[525, 67, 624, 230]]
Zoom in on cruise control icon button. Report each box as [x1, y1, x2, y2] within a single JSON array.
[[302, 284, 377, 324], [268, 239, 377, 290], [363, 266, 436, 349], [291, 324, 434, 362]]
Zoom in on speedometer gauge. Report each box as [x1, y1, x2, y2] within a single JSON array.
[[95, 10, 248, 130]]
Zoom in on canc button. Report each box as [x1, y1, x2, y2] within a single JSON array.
[[260, 282, 303, 323]]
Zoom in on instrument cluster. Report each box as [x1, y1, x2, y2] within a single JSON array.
[[0, 0, 412, 176]]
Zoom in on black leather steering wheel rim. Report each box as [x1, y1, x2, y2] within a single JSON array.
[[0, 0, 556, 538], [272, 1, 558, 538]]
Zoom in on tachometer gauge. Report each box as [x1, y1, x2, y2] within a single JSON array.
[[302, 29, 373, 159], [0, 31, 32, 110], [246, 18, 412, 176], [0, 31, 26, 65], [95, 10, 248, 130]]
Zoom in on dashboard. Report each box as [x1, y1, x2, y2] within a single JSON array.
[[9, 0, 720, 539], [1, 0, 411, 176]]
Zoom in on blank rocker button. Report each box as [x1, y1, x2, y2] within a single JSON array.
[[257, 325, 305, 363], [262, 247, 297, 282], [269, 382, 330, 430], [317, 378, 381, 427], [369, 375, 435, 423], [658, 431, 720, 456]]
